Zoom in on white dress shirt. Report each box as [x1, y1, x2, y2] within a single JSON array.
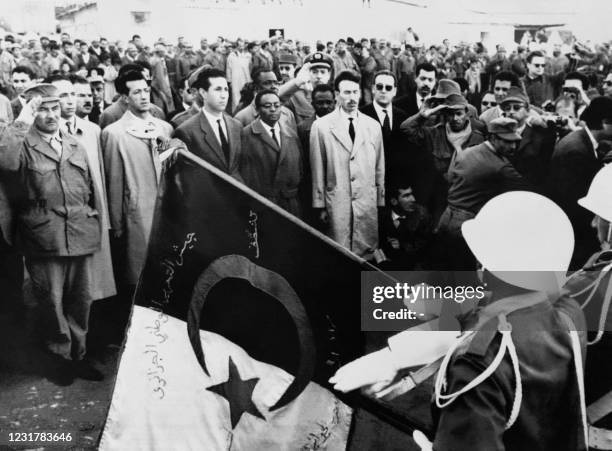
[[416, 93, 431, 110], [202, 108, 227, 147], [260, 120, 281, 147], [373, 101, 393, 128]]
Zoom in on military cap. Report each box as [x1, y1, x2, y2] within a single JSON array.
[[24, 83, 59, 103], [304, 52, 332, 70], [488, 117, 522, 141], [277, 53, 297, 66], [500, 86, 529, 105], [444, 93, 468, 110]]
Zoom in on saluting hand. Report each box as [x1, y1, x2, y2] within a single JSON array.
[[16, 95, 42, 126], [420, 103, 447, 120], [294, 62, 313, 91]]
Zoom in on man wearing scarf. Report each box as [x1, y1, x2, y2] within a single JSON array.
[[400, 93, 484, 224], [101, 70, 173, 293]]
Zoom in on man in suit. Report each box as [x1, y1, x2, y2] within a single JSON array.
[[549, 96, 612, 269], [240, 89, 303, 218], [499, 86, 556, 192], [102, 70, 173, 291], [173, 67, 243, 181], [87, 69, 107, 124], [360, 69, 408, 194], [234, 68, 297, 132], [393, 62, 436, 116], [10, 66, 35, 118], [378, 184, 433, 270], [310, 71, 385, 259]]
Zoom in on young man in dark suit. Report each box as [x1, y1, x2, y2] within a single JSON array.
[[360, 70, 408, 193], [392, 62, 436, 117], [173, 68, 243, 181], [378, 184, 433, 270]]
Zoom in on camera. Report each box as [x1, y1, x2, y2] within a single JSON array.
[[545, 114, 569, 128]]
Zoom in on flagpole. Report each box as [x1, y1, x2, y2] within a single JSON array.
[[176, 147, 398, 283]]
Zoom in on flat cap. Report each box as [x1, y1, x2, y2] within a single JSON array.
[[488, 117, 522, 141], [434, 79, 461, 99], [24, 83, 59, 103], [304, 51, 332, 69]]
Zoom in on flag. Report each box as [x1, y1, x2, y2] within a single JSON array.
[[99, 148, 385, 450]]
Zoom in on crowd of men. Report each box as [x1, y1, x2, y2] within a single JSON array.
[[0, 28, 611, 449]]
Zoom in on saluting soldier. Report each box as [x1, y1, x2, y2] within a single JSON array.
[[0, 84, 106, 385]]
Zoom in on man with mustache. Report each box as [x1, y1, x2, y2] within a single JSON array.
[[310, 70, 385, 259], [72, 75, 94, 120], [0, 83, 105, 385], [393, 62, 436, 117]]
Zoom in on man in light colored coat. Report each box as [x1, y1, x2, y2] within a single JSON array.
[[102, 70, 173, 289], [310, 71, 385, 259], [47, 74, 116, 301]]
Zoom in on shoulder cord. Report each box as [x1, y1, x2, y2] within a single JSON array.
[[558, 311, 589, 450], [568, 262, 612, 345], [434, 314, 522, 430]]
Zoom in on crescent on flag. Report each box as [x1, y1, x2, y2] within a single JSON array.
[[187, 254, 316, 411]]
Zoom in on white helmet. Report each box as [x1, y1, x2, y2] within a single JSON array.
[[461, 191, 574, 292], [578, 164, 612, 223]]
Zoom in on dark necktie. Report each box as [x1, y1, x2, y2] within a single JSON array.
[[348, 117, 355, 144], [217, 119, 230, 163], [271, 127, 279, 147], [382, 109, 391, 134], [66, 120, 73, 135]]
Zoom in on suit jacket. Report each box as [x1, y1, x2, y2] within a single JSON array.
[[310, 109, 385, 259], [360, 103, 408, 191], [173, 111, 243, 181], [393, 90, 420, 117], [149, 56, 176, 114], [548, 128, 602, 269], [240, 119, 303, 217]]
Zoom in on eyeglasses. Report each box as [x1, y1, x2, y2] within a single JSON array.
[[375, 83, 394, 92], [501, 104, 525, 112], [604, 81, 612, 87], [481, 101, 497, 107], [532, 63, 545, 68], [562, 88, 578, 98]]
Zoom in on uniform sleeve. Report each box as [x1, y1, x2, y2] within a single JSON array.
[[399, 112, 428, 147], [0, 121, 28, 172], [101, 129, 125, 234], [433, 348, 514, 451], [309, 120, 326, 209], [498, 161, 533, 192]]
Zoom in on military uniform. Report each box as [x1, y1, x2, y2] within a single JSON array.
[[432, 291, 588, 451], [0, 121, 102, 360]]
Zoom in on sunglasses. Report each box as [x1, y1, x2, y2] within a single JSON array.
[[604, 81, 612, 86], [532, 63, 545, 68], [482, 101, 497, 107], [375, 83, 394, 92], [501, 104, 525, 112]]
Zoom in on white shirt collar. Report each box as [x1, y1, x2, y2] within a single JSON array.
[[416, 93, 431, 109], [584, 125, 599, 158], [202, 108, 223, 125], [260, 120, 281, 145], [373, 102, 392, 126], [338, 107, 358, 121], [391, 210, 405, 221]]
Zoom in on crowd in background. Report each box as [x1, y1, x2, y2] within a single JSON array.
[[1, 27, 612, 384]]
